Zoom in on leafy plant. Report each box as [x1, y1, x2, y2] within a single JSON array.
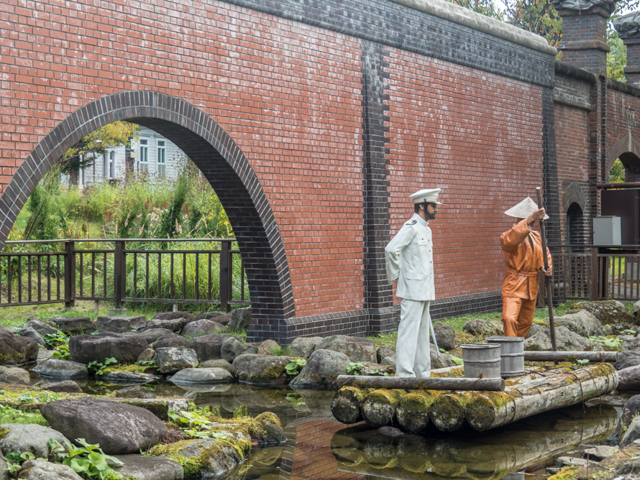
[[589, 336, 622, 350], [285, 393, 306, 406], [450, 355, 464, 366], [285, 359, 306, 376], [621, 329, 637, 335], [0, 404, 48, 425], [87, 357, 118, 376], [3, 451, 38, 476], [167, 409, 228, 440], [369, 369, 390, 377], [346, 362, 365, 376], [49, 438, 124, 480], [16, 391, 61, 404]]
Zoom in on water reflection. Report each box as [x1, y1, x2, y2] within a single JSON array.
[[331, 404, 618, 480]]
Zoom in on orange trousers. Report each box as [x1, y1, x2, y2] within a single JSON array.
[[502, 296, 536, 338]]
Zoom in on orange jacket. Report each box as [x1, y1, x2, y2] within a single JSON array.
[[500, 219, 552, 300]]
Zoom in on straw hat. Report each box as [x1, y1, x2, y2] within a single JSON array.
[[504, 197, 549, 219]]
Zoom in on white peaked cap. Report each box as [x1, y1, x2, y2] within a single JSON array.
[[410, 188, 442, 204], [504, 197, 549, 219]]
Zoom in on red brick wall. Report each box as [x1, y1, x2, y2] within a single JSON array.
[[386, 51, 545, 298], [554, 103, 590, 241], [1, 0, 365, 317], [606, 89, 640, 176]]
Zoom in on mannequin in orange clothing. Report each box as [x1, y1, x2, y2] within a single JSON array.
[[500, 197, 553, 338]]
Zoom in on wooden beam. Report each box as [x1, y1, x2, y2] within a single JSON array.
[[335, 375, 506, 391], [523, 351, 617, 362]]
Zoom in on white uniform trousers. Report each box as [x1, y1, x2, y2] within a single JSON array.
[[395, 298, 432, 378]]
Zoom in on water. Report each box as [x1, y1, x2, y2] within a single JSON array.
[[34, 377, 628, 479]]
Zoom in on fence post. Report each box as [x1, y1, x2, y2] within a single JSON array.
[[220, 240, 232, 312], [64, 240, 76, 308], [114, 240, 126, 309], [590, 247, 599, 300]]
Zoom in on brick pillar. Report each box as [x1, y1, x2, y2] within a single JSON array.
[[551, 0, 618, 76], [614, 12, 640, 85]]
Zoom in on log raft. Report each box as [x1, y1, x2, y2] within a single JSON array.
[[336, 375, 506, 391], [331, 363, 618, 434]]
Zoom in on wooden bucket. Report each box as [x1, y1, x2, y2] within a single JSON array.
[[486, 336, 525, 378], [461, 343, 501, 379]]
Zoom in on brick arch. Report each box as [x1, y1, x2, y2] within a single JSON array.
[[605, 134, 640, 180], [0, 90, 294, 335]]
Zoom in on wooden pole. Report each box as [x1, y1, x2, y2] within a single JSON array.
[[524, 351, 618, 363], [536, 187, 556, 351], [335, 375, 506, 391]]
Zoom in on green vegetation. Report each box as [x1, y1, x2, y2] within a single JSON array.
[[0, 404, 48, 425], [285, 359, 306, 376], [49, 437, 124, 480]]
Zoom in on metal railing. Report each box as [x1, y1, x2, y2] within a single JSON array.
[[545, 245, 640, 302], [0, 238, 249, 310]]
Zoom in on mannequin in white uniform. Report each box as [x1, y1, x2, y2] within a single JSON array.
[[385, 188, 442, 378]]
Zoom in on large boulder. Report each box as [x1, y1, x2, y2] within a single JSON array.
[[47, 317, 95, 336], [377, 346, 396, 364], [0, 423, 69, 459], [180, 319, 226, 338], [462, 319, 504, 337], [40, 380, 83, 393], [110, 454, 184, 480], [186, 334, 233, 362], [18, 460, 82, 480], [257, 339, 280, 356], [431, 349, 454, 369], [555, 326, 600, 351], [621, 415, 640, 447], [153, 347, 198, 374], [314, 335, 377, 363], [617, 351, 640, 370], [290, 337, 322, 358], [153, 333, 188, 349], [32, 359, 89, 379], [227, 307, 252, 332], [0, 366, 30, 385], [170, 368, 234, 385], [434, 322, 456, 351], [524, 330, 553, 351], [0, 326, 38, 365], [146, 316, 191, 333], [18, 320, 57, 348], [132, 328, 174, 345], [96, 315, 147, 333], [69, 333, 149, 364], [289, 349, 349, 390], [152, 311, 196, 323], [40, 398, 166, 455], [221, 337, 251, 363], [195, 312, 230, 326], [572, 300, 635, 325], [554, 310, 604, 338], [232, 354, 292, 386]]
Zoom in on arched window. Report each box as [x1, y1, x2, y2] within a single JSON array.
[[566, 202, 584, 246]]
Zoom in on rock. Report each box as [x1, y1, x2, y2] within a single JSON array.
[[102, 371, 160, 384], [39, 380, 83, 393], [19, 320, 57, 339], [196, 312, 230, 326], [133, 328, 174, 344], [221, 337, 250, 363], [186, 334, 233, 362], [434, 322, 456, 351], [622, 395, 640, 427], [227, 307, 252, 332], [180, 319, 226, 338], [555, 326, 600, 351], [617, 352, 640, 370], [615, 455, 640, 476], [96, 315, 147, 333], [153, 333, 188, 349], [290, 337, 322, 358], [621, 416, 640, 447], [36, 349, 54, 364], [622, 335, 640, 351], [361, 363, 395, 376], [525, 330, 553, 351], [232, 354, 292, 386], [376, 346, 396, 363], [0, 423, 69, 459], [40, 397, 167, 455], [138, 348, 155, 362], [69, 332, 149, 364], [152, 311, 196, 323], [526, 322, 549, 338], [0, 325, 38, 365], [250, 412, 287, 446], [18, 460, 82, 480], [0, 366, 30, 385], [381, 355, 396, 366], [289, 349, 349, 390], [257, 339, 280, 355], [146, 317, 190, 332], [431, 349, 454, 369], [555, 310, 604, 337], [572, 300, 635, 325], [17, 327, 47, 348], [0, 456, 6, 480], [462, 319, 504, 337], [111, 454, 184, 480], [199, 359, 234, 372], [635, 299, 640, 322], [170, 368, 234, 385], [32, 359, 89, 379], [47, 317, 95, 336], [154, 347, 198, 374], [115, 386, 156, 399], [582, 445, 618, 461], [314, 335, 377, 363]]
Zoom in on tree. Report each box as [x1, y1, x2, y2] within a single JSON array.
[[610, 158, 626, 182], [61, 121, 140, 185], [607, 28, 627, 82]]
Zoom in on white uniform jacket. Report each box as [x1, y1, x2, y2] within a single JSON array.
[[385, 213, 435, 301]]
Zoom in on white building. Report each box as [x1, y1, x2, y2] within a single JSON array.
[[74, 126, 188, 186]]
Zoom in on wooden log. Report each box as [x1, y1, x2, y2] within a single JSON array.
[[429, 392, 472, 432], [465, 363, 618, 431], [616, 364, 640, 390], [330, 387, 369, 424], [396, 391, 439, 434], [336, 375, 505, 391], [523, 351, 618, 363], [361, 389, 406, 428]]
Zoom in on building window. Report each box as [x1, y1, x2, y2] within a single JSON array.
[[104, 151, 115, 179], [157, 140, 166, 178], [138, 139, 148, 173]]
